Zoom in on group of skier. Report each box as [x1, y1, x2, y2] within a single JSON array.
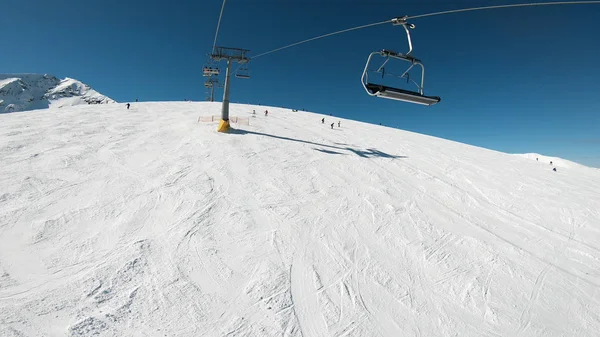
[[252, 109, 268, 116], [321, 117, 340, 129], [125, 102, 347, 132], [536, 158, 558, 172]]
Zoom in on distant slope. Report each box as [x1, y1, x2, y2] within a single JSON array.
[[516, 152, 588, 169], [1, 102, 599, 337], [0, 74, 115, 113]]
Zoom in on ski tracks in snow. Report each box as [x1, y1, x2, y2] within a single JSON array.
[[290, 253, 329, 337], [2, 103, 600, 336], [516, 262, 552, 336], [516, 207, 577, 336]]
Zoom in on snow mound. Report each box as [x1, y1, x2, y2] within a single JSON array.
[[1, 102, 599, 336], [0, 74, 115, 113]]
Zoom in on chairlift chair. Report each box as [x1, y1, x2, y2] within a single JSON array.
[[235, 63, 250, 79], [361, 16, 440, 106], [203, 65, 220, 76]]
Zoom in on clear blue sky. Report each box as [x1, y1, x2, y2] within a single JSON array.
[[2, 0, 599, 167]]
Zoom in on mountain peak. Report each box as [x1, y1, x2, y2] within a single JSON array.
[[0, 74, 115, 113]]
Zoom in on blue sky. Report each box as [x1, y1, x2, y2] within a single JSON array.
[[2, 0, 599, 167]]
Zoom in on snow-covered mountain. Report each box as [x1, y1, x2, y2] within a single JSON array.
[[1, 102, 599, 336], [0, 74, 115, 113]]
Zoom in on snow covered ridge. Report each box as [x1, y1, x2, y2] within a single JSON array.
[[1, 102, 599, 336], [0, 74, 115, 113]]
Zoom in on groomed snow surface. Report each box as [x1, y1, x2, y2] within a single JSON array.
[[1, 102, 599, 336]]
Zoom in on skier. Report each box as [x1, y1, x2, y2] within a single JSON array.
[[321, 118, 325, 124], [135, 98, 138, 102], [126, 103, 130, 109], [338, 121, 340, 127], [553, 167, 557, 172], [330, 123, 334, 129], [550, 161, 553, 165], [253, 110, 256, 115], [265, 110, 268, 116]]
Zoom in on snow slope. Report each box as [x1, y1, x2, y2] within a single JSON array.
[[516, 152, 588, 169], [0, 74, 115, 113], [1, 102, 599, 337]]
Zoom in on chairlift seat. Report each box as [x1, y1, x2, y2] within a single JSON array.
[[366, 83, 440, 106], [203, 67, 220, 76], [235, 63, 250, 79]]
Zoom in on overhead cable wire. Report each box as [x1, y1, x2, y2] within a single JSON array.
[[252, 1, 600, 60], [252, 20, 392, 59], [212, 0, 228, 53], [406, 0, 600, 19]]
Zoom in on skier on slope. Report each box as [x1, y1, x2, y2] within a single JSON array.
[[126, 103, 130, 109], [321, 118, 325, 124]]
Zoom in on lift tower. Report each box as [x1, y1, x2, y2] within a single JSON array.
[[209, 47, 250, 132], [204, 77, 221, 102]]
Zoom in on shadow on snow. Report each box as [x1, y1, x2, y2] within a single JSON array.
[[313, 148, 346, 155], [229, 128, 407, 159]]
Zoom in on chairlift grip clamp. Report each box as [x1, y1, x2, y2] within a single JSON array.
[[391, 16, 415, 29]]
